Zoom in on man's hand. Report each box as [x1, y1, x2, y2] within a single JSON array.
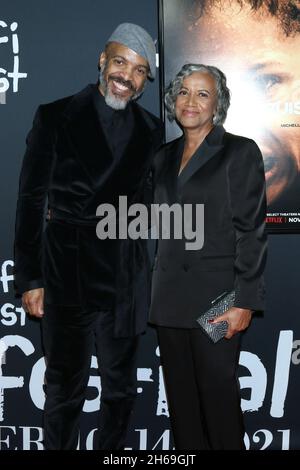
[[22, 288, 44, 318], [211, 307, 253, 339]]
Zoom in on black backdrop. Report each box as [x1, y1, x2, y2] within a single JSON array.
[[0, 0, 299, 451]]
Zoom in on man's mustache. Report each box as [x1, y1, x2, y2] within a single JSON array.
[[108, 75, 136, 93]]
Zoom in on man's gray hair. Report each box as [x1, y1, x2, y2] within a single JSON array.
[[165, 64, 231, 124]]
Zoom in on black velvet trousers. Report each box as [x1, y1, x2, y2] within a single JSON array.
[[157, 326, 245, 450], [42, 305, 139, 450]]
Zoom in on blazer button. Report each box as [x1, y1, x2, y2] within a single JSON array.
[[183, 264, 189, 272]]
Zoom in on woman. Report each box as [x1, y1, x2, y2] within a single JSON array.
[[149, 64, 267, 450]]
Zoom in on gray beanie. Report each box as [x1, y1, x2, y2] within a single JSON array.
[[107, 23, 156, 79]]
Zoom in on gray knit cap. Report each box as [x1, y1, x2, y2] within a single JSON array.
[[107, 23, 156, 79]]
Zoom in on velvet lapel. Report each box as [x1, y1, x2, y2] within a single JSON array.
[[62, 84, 160, 207], [61, 84, 114, 189], [116, 102, 155, 178], [178, 125, 225, 188]]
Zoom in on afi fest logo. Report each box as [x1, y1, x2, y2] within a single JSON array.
[[1, 259, 300, 449], [0, 20, 27, 104]]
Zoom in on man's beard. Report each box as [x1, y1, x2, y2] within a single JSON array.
[[99, 66, 145, 110]]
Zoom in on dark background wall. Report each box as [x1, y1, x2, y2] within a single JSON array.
[[0, 0, 299, 450]]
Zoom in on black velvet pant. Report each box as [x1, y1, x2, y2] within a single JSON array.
[[157, 326, 245, 450], [42, 305, 139, 450]]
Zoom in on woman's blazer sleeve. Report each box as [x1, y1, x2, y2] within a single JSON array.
[[14, 105, 56, 295], [227, 138, 267, 311]]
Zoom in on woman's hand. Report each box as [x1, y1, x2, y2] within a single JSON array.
[[211, 307, 253, 339]]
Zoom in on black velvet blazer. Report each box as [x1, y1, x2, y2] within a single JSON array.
[[14, 84, 163, 337], [149, 125, 267, 328]]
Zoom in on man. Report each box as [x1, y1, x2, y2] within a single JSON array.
[[165, 0, 300, 210], [14, 23, 162, 450]]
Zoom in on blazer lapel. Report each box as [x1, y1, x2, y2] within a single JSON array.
[[83, 101, 160, 210], [61, 85, 161, 207], [159, 136, 184, 204], [178, 125, 225, 188], [117, 103, 155, 176]]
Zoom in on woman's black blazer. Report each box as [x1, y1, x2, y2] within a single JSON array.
[[149, 125, 267, 328]]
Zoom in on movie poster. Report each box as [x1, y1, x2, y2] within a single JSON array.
[[159, 0, 300, 232]]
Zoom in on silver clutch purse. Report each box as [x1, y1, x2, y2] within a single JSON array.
[[196, 290, 235, 343]]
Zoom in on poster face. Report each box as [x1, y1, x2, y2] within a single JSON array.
[[160, 0, 300, 232]]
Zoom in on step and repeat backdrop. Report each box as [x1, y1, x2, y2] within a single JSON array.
[[0, 0, 300, 450]]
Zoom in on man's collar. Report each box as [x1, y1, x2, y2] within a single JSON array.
[[92, 84, 131, 122]]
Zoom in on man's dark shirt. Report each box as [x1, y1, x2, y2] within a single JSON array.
[[92, 84, 135, 160]]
